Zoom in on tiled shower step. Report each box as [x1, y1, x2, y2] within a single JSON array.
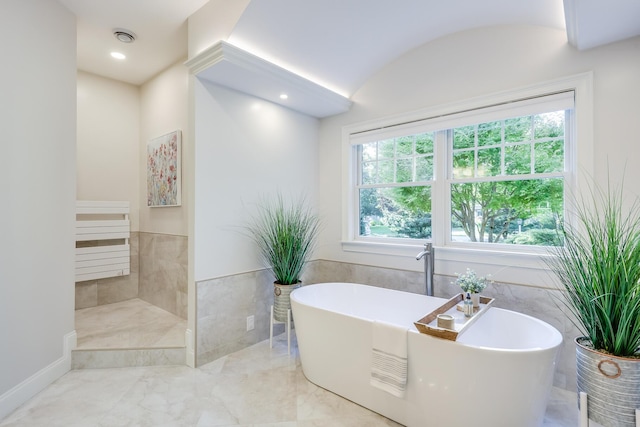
[[72, 347, 186, 369]]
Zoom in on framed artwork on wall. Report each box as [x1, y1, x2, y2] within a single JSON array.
[[147, 130, 182, 207]]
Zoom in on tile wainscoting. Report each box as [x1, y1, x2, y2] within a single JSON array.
[[196, 259, 578, 392], [196, 269, 283, 366], [139, 232, 188, 320], [75, 232, 140, 309], [75, 232, 188, 322]]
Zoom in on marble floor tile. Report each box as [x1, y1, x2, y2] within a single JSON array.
[[1, 332, 579, 426], [75, 298, 186, 349], [542, 386, 580, 426]]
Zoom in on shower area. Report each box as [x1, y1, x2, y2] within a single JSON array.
[[74, 65, 190, 368], [73, 201, 187, 368]]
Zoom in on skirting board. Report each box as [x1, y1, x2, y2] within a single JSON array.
[[0, 331, 76, 420]]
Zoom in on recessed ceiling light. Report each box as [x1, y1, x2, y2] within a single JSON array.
[[279, 94, 288, 100], [110, 52, 126, 60], [113, 29, 136, 43]]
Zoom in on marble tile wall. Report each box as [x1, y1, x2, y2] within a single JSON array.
[[304, 260, 425, 294], [75, 232, 188, 321], [196, 269, 281, 366], [75, 232, 140, 309], [138, 233, 188, 320]]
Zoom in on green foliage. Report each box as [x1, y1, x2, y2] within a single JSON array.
[[361, 187, 431, 238], [545, 181, 640, 357], [449, 111, 565, 244], [246, 194, 320, 285], [454, 268, 491, 293], [358, 111, 565, 243], [506, 229, 562, 246], [380, 206, 431, 239], [451, 178, 563, 244]]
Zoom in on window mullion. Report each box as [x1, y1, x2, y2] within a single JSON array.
[[474, 124, 479, 178], [501, 120, 506, 176], [432, 129, 448, 248], [412, 135, 417, 182]]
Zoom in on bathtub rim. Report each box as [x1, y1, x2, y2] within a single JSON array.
[[291, 281, 563, 353]]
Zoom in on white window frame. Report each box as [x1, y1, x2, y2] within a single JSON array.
[[341, 73, 593, 287]]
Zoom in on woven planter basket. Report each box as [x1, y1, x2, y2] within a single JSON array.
[[273, 282, 300, 322], [576, 337, 640, 427]]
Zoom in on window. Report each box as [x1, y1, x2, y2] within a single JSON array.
[[358, 132, 434, 239], [449, 111, 566, 246], [349, 91, 574, 250]]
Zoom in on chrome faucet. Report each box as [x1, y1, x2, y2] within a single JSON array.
[[416, 242, 435, 296]]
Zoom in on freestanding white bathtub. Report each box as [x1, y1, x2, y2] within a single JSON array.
[[291, 282, 563, 427]]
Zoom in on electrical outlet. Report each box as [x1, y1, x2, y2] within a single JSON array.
[[246, 315, 255, 331]]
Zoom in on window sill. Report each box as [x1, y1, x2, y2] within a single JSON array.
[[341, 240, 556, 288]]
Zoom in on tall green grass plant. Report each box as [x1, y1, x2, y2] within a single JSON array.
[[246, 194, 320, 286], [546, 181, 640, 357]]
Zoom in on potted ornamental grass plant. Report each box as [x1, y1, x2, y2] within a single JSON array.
[[545, 180, 640, 427], [454, 268, 491, 308], [246, 194, 320, 322]]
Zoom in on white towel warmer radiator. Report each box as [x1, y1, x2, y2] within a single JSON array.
[[75, 201, 130, 282]]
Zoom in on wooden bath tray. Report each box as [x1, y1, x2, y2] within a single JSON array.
[[414, 293, 495, 341]]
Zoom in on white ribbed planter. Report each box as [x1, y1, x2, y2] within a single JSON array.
[[273, 282, 301, 322], [576, 337, 640, 427]]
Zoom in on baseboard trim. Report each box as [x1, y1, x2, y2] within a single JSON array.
[[0, 331, 76, 421]]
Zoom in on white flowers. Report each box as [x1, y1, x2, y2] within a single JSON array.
[[454, 268, 491, 294]]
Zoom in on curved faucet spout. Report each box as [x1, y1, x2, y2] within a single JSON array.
[[416, 243, 435, 296]]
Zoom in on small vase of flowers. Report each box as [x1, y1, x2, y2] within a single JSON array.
[[454, 268, 491, 307]]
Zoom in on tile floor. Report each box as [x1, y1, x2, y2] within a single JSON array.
[[0, 300, 580, 426], [75, 299, 186, 349]]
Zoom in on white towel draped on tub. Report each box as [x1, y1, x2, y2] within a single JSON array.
[[370, 320, 408, 398]]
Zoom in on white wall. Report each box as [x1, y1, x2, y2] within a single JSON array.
[[186, 0, 319, 368], [0, 0, 76, 418], [139, 60, 190, 236], [318, 25, 640, 281], [77, 60, 189, 236], [77, 71, 140, 230], [192, 80, 319, 282]]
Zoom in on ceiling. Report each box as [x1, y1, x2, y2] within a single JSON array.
[[61, 0, 640, 97], [59, 0, 209, 85]]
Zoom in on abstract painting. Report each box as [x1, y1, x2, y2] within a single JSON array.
[[147, 130, 181, 207]]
